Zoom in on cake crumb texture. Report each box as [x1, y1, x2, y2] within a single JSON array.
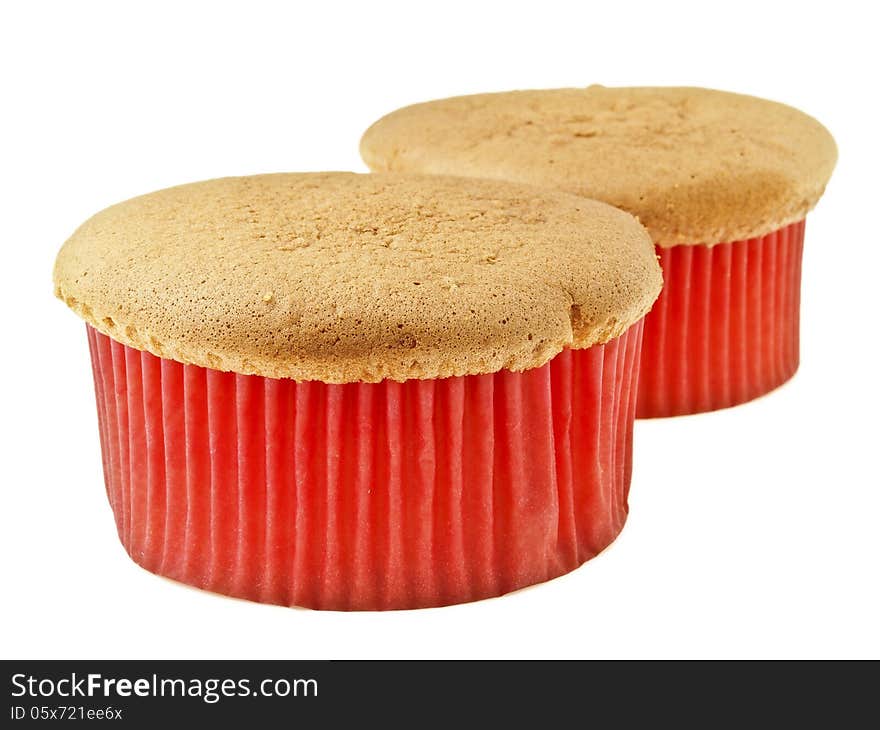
[[54, 172, 661, 382]]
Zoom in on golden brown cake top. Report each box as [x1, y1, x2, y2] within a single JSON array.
[[54, 172, 661, 383], [360, 86, 837, 246]]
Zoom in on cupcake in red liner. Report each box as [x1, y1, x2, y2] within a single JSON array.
[[360, 86, 837, 416], [55, 172, 661, 610]]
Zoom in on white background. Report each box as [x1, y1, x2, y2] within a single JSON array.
[[2, 0, 877, 659]]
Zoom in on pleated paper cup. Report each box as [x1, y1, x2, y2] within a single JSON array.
[[638, 220, 805, 418], [86, 320, 644, 611]]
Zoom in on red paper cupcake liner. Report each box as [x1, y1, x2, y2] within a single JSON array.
[[638, 220, 805, 418], [86, 319, 643, 610]]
